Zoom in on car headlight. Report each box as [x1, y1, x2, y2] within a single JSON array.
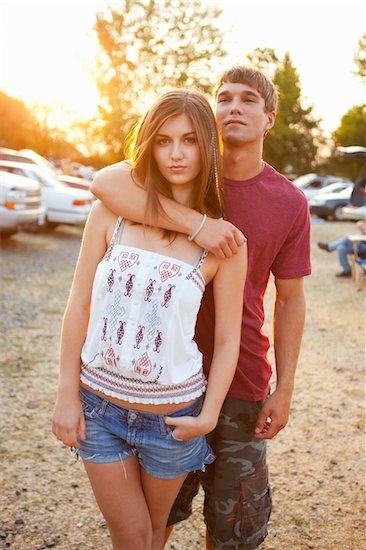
[[6, 189, 27, 201]]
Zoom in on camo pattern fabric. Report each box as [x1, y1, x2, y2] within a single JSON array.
[[167, 396, 272, 549]]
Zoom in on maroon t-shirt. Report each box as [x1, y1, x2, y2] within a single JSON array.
[[195, 163, 311, 401]]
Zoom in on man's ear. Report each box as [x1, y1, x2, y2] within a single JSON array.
[[265, 111, 276, 133]]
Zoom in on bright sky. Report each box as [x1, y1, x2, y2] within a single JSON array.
[[0, 0, 364, 135]]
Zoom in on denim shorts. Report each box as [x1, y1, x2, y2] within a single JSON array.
[[76, 386, 215, 480]]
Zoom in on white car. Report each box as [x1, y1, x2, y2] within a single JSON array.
[[0, 161, 95, 227], [0, 171, 45, 236], [292, 173, 353, 200], [340, 204, 366, 221]]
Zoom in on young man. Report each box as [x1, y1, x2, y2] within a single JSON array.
[[91, 66, 311, 549]]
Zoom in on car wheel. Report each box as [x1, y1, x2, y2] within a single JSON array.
[[332, 205, 345, 221]]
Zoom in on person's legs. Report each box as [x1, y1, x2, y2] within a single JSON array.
[[328, 235, 350, 251], [318, 235, 350, 252], [141, 470, 188, 549], [201, 396, 271, 550], [165, 471, 201, 541], [337, 239, 354, 273], [83, 456, 152, 550]]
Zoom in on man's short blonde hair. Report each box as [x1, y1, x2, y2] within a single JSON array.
[[214, 66, 278, 113]]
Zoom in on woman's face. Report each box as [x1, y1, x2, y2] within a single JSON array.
[[153, 113, 201, 199]]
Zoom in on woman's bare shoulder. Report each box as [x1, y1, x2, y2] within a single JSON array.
[[93, 160, 132, 183]]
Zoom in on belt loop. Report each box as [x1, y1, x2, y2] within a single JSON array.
[[98, 399, 109, 417], [159, 415, 168, 435]]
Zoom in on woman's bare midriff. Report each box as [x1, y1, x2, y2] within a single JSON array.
[[80, 381, 198, 414]]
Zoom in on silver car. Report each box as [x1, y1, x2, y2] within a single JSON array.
[[0, 171, 45, 237]]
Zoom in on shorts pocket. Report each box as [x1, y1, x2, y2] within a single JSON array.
[[236, 463, 272, 547], [80, 400, 98, 419]]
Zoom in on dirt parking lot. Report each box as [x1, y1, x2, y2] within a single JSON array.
[[0, 220, 365, 549]]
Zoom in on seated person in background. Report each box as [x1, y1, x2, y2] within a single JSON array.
[[318, 220, 366, 277]]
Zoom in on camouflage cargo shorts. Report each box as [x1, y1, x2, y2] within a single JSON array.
[[167, 396, 272, 549]]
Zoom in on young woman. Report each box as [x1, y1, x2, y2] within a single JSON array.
[[52, 90, 247, 550]]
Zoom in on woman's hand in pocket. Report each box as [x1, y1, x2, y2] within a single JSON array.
[[165, 414, 217, 441]]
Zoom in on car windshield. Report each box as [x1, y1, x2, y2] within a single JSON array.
[[293, 174, 317, 187], [316, 183, 352, 195], [23, 168, 68, 188]]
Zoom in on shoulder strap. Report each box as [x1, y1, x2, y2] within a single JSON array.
[[109, 217, 125, 247], [193, 249, 208, 270]]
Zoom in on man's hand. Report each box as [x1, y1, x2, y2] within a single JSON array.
[[194, 218, 246, 259], [254, 390, 292, 440]]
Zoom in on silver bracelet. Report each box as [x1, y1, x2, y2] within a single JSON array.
[[188, 214, 207, 241]]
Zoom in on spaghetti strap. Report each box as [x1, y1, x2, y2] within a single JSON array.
[[109, 217, 125, 247], [193, 249, 208, 270]]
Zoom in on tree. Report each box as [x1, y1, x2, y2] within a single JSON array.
[[354, 33, 366, 84], [328, 104, 366, 180], [93, 0, 225, 160], [256, 51, 321, 174], [0, 91, 86, 162], [0, 92, 38, 150], [333, 104, 366, 147]]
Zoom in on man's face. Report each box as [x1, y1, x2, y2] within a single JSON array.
[[215, 82, 275, 147]]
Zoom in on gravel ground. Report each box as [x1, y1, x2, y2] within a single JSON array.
[[0, 220, 365, 550]]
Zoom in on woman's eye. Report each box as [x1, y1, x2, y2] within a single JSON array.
[[185, 137, 196, 144], [157, 139, 169, 145]]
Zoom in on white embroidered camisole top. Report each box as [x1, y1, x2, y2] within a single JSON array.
[[80, 217, 208, 404]]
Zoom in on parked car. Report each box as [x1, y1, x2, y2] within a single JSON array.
[[309, 186, 353, 220], [0, 161, 94, 227], [340, 204, 366, 221], [58, 174, 91, 191], [334, 146, 366, 207], [0, 148, 92, 191], [0, 171, 45, 237], [292, 173, 353, 200]]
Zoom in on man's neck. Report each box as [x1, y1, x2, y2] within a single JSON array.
[[223, 143, 264, 181]]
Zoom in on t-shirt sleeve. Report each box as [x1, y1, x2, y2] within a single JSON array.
[[271, 196, 312, 279]]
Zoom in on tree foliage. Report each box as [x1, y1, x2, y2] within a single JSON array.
[[247, 50, 321, 174], [333, 104, 366, 147], [353, 33, 366, 84], [0, 92, 39, 150], [327, 104, 366, 180], [93, 0, 225, 160], [0, 91, 83, 160]]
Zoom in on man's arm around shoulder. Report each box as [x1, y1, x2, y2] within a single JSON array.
[[91, 162, 246, 259]]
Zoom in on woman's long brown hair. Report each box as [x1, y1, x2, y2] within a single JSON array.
[[124, 89, 224, 232]]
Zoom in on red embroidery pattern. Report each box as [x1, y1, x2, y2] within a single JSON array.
[[124, 273, 135, 297], [134, 325, 145, 349], [107, 269, 116, 292], [134, 352, 152, 376], [153, 331, 163, 353], [118, 251, 139, 272], [116, 321, 126, 345], [144, 279, 156, 302], [161, 284, 175, 308], [104, 345, 117, 367], [81, 363, 206, 402], [159, 261, 180, 282]]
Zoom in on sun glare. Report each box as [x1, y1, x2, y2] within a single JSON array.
[[0, 0, 365, 134]]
